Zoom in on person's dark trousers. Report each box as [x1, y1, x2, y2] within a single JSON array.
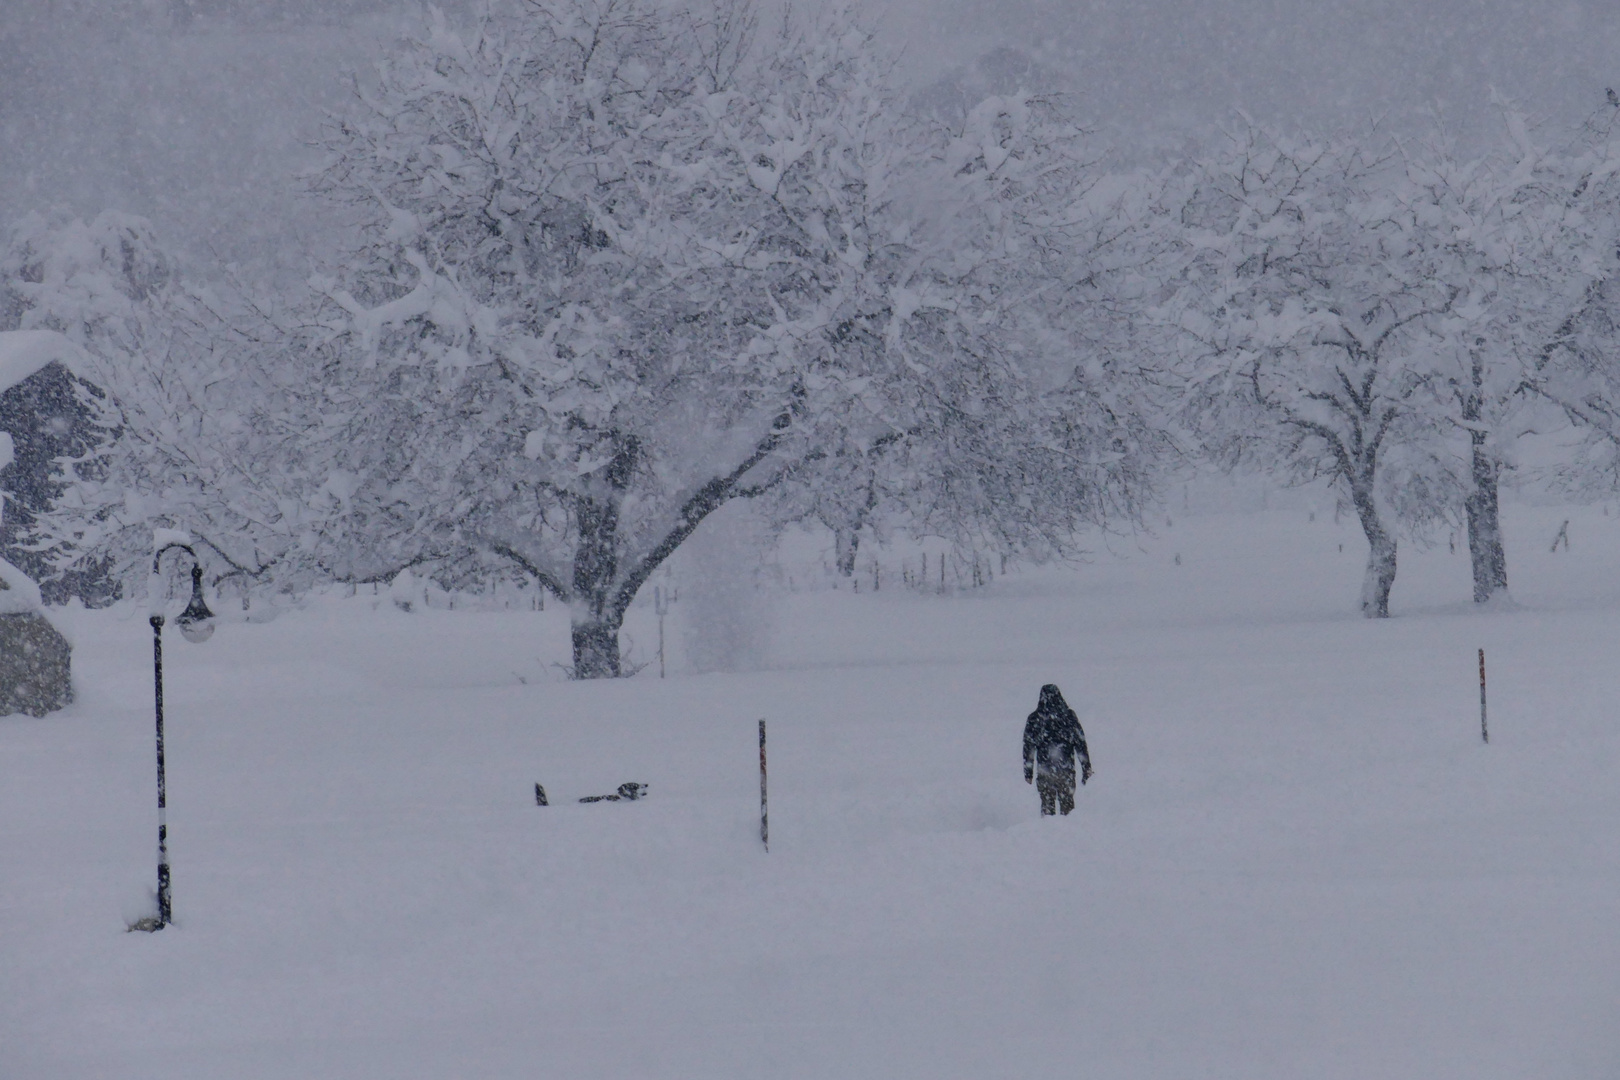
[[1037, 769, 1076, 815]]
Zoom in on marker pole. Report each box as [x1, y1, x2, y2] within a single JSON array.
[[759, 719, 768, 852]]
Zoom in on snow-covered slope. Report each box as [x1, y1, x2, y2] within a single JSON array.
[[3, 502, 1618, 1078]]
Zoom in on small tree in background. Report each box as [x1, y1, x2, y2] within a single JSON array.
[[760, 82, 1171, 572], [1168, 122, 1465, 617], [1521, 102, 1620, 508], [6, 210, 333, 604], [1393, 109, 1579, 604]]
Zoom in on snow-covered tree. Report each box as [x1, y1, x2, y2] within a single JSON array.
[[702, 9, 922, 578], [756, 76, 1169, 572], [1519, 103, 1620, 502], [896, 92, 1167, 558], [302, 0, 905, 676], [1386, 116, 1574, 608], [307, 0, 1164, 676], [1168, 123, 1465, 617], [4, 209, 332, 604]]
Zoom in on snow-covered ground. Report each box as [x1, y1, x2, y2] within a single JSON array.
[[4, 502, 1620, 1078]]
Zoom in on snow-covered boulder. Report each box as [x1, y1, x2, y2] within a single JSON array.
[[0, 557, 71, 717]]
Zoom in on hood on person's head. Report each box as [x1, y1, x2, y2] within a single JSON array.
[[1038, 684, 1067, 712]]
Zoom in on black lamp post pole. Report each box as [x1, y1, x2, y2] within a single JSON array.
[[139, 545, 214, 932], [151, 609, 170, 926]]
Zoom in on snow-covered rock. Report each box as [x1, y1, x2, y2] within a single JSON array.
[[0, 556, 70, 717]]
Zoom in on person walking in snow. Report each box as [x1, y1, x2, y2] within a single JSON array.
[[1024, 684, 1092, 816]]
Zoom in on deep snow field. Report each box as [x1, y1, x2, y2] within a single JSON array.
[[4, 500, 1620, 1079]]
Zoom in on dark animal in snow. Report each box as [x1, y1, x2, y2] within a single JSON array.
[[579, 782, 648, 803]]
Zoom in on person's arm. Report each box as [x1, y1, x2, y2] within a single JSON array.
[[1076, 727, 1092, 783], [1023, 719, 1035, 783]]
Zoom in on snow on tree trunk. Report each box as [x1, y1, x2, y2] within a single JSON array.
[[834, 527, 860, 578], [1464, 432, 1508, 604], [1349, 477, 1397, 618], [1445, 305, 1516, 607], [1360, 534, 1398, 619]]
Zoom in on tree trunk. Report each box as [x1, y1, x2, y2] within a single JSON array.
[[834, 527, 860, 577], [571, 495, 624, 679], [552, 425, 779, 679], [1464, 434, 1508, 604], [1349, 479, 1396, 618], [571, 619, 622, 679], [1360, 529, 1397, 618]]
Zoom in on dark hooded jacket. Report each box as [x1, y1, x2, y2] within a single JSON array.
[[1024, 684, 1091, 780]]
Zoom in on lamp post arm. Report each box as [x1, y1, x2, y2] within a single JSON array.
[[153, 541, 200, 574], [151, 543, 199, 618]]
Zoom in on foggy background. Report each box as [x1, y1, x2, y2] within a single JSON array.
[[3, 0, 1616, 272]]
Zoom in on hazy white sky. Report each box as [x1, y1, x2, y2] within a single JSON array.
[[3, 0, 1617, 269], [881, 0, 1619, 138]]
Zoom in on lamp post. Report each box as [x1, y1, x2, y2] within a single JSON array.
[[131, 541, 215, 932]]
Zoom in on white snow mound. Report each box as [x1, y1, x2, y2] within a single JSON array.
[[0, 330, 89, 392]]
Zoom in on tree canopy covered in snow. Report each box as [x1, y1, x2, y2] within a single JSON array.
[[287, 0, 1164, 674], [10, 0, 1620, 662]]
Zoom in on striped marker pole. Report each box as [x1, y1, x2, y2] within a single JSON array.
[[759, 719, 768, 853], [152, 614, 172, 928]]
